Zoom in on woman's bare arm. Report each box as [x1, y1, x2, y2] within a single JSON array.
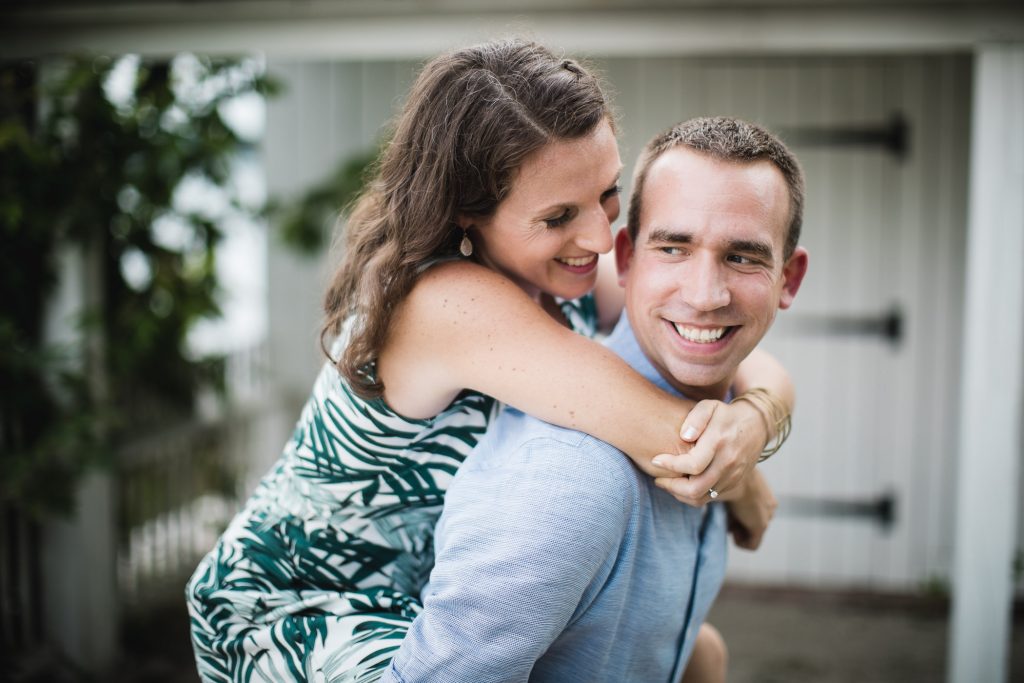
[[380, 261, 794, 495], [378, 260, 688, 477], [733, 348, 795, 413]]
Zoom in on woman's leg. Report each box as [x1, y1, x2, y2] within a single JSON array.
[[681, 622, 728, 683]]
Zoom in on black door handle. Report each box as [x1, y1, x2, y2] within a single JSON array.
[[776, 492, 897, 531], [779, 112, 909, 160], [783, 305, 902, 347]]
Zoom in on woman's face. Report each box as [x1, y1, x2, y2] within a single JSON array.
[[469, 118, 622, 302]]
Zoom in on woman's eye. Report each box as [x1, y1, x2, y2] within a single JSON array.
[[601, 185, 621, 201], [544, 211, 573, 228]]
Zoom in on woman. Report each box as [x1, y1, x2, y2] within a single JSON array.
[[187, 39, 789, 682]]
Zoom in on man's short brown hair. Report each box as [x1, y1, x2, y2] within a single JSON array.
[[627, 117, 804, 260]]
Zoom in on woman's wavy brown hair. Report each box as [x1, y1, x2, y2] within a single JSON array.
[[322, 39, 612, 400]]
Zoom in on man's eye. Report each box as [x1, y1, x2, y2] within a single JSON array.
[[544, 211, 573, 228], [727, 254, 755, 265], [660, 246, 684, 256]]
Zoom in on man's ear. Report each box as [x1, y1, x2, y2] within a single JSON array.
[[614, 228, 635, 287], [778, 246, 809, 310]]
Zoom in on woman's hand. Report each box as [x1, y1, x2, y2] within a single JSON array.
[[649, 398, 770, 507]]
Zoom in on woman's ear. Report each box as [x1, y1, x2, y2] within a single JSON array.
[[455, 214, 474, 231]]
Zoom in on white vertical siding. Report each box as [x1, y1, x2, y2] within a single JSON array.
[[264, 59, 419, 400]]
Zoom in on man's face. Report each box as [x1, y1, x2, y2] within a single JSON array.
[[616, 147, 808, 400]]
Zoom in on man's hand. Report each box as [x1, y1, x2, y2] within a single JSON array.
[[723, 469, 777, 550], [651, 399, 769, 506]]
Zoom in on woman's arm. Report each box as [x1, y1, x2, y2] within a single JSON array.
[[720, 467, 778, 550], [379, 261, 686, 477], [379, 261, 792, 494], [733, 348, 795, 413]]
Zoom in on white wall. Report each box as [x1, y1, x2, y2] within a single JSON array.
[[264, 60, 421, 402]]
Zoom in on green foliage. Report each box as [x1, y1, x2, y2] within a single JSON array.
[[271, 148, 377, 254], [0, 54, 277, 519], [918, 574, 950, 600]]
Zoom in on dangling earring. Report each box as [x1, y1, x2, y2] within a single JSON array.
[[459, 229, 473, 257]]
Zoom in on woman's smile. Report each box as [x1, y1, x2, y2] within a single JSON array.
[[555, 255, 599, 273]]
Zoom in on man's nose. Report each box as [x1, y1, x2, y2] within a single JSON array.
[[575, 205, 613, 254], [682, 256, 730, 311]]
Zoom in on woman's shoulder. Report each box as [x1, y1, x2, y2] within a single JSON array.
[[408, 260, 597, 336], [402, 259, 527, 317], [413, 258, 510, 289]]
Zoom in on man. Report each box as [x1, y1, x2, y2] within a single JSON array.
[[382, 117, 809, 683]]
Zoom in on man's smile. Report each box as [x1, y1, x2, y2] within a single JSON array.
[[667, 321, 739, 347]]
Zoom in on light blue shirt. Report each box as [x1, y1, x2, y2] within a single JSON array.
[[381, 317, 727, 683]]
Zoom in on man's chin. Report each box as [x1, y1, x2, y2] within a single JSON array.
[[662, 361, 734, 400]]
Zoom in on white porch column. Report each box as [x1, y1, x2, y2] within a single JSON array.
[[949, 44, 1024, 683], [40, 241, 118, 671]]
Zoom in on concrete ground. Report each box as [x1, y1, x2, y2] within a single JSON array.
[[708, 584, 1024, 683]]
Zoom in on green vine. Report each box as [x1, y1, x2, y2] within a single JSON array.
[[271, 147, 377, 254], [0, 55, 277, 519]]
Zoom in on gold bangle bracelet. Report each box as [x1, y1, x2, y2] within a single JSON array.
[[731, 387, 792, 462]]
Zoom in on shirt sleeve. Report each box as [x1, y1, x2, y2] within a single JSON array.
[[380, 437, 634, 683]]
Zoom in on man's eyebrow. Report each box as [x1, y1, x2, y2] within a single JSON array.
[[730, 239, 775, 263], [646, 228, 692, 244]]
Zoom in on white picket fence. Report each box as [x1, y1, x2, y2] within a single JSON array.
[[115, 342, 290, 608]]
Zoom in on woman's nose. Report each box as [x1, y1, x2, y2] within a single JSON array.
[[576, 205, 614, 254]]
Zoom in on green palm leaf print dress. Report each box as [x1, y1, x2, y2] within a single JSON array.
[[186, 294, 598, 683]]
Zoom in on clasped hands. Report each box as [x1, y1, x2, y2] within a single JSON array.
[[643, 398, 779, 550]]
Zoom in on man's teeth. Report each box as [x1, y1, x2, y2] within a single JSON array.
[[672, 323, 727, 343], [558, 256, 595, 267]]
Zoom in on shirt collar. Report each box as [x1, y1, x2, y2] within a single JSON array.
[[605, 315, 735, 403], [604, 315, 681, 398]]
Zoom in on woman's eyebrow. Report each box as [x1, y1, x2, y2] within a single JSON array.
[[531, 171, 624, 219]]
